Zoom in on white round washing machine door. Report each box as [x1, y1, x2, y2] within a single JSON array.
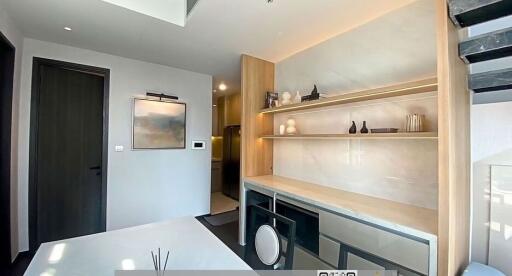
[[254, 224, 281, 265]]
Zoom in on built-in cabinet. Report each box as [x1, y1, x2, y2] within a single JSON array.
[[319, 211, 429, 275], [211, 160, 222, 193], [213, 93, 241, 136], [242, 176, 436, 274], [239, 1, 470, 274]]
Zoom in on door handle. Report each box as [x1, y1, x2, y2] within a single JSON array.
[[89, 166, 102, 176]]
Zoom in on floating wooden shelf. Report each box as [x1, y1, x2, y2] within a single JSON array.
[[260, 78, 438, 114], [261, 132, 438, 140]]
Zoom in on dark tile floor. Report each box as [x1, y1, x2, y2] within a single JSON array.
[[196, 215, 266, 270], [196, 216, 245, 257], [9, 251, 34, 276]]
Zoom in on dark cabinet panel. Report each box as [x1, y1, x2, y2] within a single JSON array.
[[222, 125, 240, 200]]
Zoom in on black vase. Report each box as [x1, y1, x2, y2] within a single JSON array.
[[349, 121, 357, 134], [361, 121, 369, 134]]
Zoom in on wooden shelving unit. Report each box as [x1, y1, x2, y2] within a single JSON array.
[[260, 132, 438, 140], [260, 78, 438, 114], [241, 1, 471, 273]]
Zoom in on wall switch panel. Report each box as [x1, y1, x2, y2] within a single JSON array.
[[192, 140, 206, 150]]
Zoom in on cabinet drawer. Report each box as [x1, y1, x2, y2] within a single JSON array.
[[293, 246, 332, 270], [276, 195, 318, 213], [348, 253, 384, 271], [319, 235, 340, 267], [282, 238, 333, 270], [319, 210, 429, 274]]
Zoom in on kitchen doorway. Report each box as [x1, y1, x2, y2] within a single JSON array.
[[211, 93, 241, 215]]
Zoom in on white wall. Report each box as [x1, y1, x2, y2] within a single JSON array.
[[275, 0, 436, 95], [273, 0, 438, 209], [17, 38, 212, 252], [471, 102, 512, 267], [0, 1, 24, 261]]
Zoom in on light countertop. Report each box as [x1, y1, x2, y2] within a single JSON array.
[[243, 175, 438, 242], [25, 217, 251, 276]]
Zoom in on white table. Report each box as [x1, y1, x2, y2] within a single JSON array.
[[25, 217, 251, 276]]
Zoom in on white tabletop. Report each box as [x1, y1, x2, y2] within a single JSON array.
[[25, 217, 251, 276]]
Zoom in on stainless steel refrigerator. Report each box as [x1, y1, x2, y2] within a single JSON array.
[[222, 125, 240, 200]]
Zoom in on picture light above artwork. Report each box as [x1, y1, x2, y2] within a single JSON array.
[[146, 91, 179, 101]]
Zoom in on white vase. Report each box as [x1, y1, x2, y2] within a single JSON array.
[[286, 119, 297, 135], [279, 124, 285, 135], [294, 91, 301, 103], [286, 126, 297, 134], [281, 92, 291, 105]]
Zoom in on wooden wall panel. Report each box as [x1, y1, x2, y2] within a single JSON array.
[[213, 92, 240, 136], [225, 93, 241, 126], [241, 55, 274, 178], [436, 0, 471, 275]]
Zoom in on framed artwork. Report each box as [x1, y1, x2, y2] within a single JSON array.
[[132, 98, 186, 149]]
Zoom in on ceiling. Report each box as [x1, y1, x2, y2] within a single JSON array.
[[1, 0, 415, 95], [100, 0, 189, 27]]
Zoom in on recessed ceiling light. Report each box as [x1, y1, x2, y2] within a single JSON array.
[[218, 83, 227, 91], [64, 27, 72, 31], [213, 89, 217, 93]]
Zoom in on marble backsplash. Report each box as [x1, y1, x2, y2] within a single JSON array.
[[273, 93, 438, 210]]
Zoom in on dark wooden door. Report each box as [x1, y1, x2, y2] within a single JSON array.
[[0, 32, 15, 275], [32, 62, 106, 249]]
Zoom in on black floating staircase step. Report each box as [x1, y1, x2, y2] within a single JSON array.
[[460, 27, 512, 64], [470, 68, 512, 93], [448, 0, 512, 27]]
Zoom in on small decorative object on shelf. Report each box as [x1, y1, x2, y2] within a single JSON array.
[[371, 128, 399, 133], [311, 84, 318, 94], [264, 91, 279, 108], [281, 91, 292, 105], [279, 124, 286, 135], [294, 91, 302, 103], [151, 248, 170, 276], [301, 85, 320, 102], [360, 121, 369, 133], [349, 121, 357, 134], [286, 118, 297, 135], [274, 99, 280, 107], [405, 114, 424, 132]]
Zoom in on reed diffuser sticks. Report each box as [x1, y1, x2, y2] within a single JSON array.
[[151, 248, 169, 276]]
